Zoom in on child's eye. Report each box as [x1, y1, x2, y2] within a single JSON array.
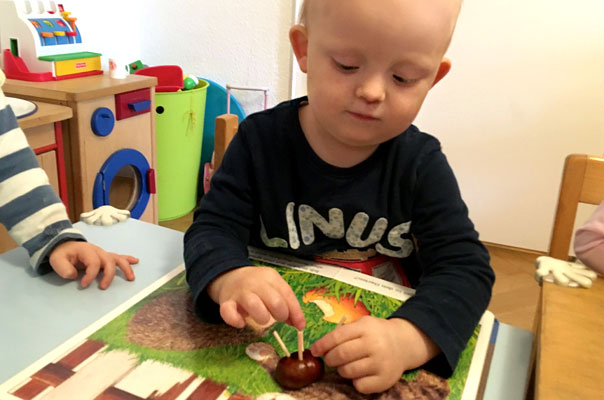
[[393, 74, 411, 84], [334, 61, 358, 72]]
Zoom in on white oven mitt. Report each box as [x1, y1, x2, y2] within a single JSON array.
[[80, 206, 130, 226], [535, 256, 598, 288]]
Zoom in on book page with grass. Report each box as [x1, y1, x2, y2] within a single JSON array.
[[0, 247, 494, 400]]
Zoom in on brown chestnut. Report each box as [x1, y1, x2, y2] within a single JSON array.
[[274, 349, 324, 390]]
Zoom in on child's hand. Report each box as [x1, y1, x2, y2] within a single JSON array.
[[48, 241, 138, 289], [310, 316, 440, 394], [207, 266, 306, 330]]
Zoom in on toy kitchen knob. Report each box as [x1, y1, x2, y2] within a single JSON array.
[[91, 107, 115, 137]]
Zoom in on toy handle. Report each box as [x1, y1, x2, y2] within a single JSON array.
[[128, 100, 151, 112]]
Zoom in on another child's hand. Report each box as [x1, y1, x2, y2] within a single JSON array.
[[207, 266, 306, 330], [310, 316, 440, 394], [48, 241, 138, 289]]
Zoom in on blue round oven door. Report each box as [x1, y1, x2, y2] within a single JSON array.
[[93, 149, 151, 219]]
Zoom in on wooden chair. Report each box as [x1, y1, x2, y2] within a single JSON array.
[[548, 154, 604, 260], [213, 114, 239, 171], [202, 86, 268, 193], [202, 114, 239, 194]]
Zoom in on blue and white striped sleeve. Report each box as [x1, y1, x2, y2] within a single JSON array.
[[0, 79, 85, 272]]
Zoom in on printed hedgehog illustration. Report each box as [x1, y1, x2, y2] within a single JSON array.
[[126, 291, 267, 351]]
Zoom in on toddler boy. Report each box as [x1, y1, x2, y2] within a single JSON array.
[[185, 0, 494, 393]]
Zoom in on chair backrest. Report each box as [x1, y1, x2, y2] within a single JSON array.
[[549, 154, 604, 260], [213, 114, 239, 171]]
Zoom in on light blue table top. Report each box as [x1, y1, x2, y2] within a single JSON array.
[[0, 218, 533, 399], [0, 219, 184, 383], [483, 322, 534, 399]]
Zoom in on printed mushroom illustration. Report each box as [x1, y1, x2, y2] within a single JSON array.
[[302, 288, 370, 324], [245, 342, 280, 374]]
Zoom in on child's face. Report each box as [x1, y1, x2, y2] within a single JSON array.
[[291, 0, 458, 150]]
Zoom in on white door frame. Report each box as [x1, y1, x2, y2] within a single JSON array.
[[290, 0, 307, 98]]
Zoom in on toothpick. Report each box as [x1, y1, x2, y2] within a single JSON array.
[[297, 330, 304, 361], [273, 330, 290, 357]]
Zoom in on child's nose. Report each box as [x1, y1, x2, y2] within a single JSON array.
[[355, 76, 386, 103]]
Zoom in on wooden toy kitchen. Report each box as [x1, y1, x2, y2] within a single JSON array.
[[1, 0, 159, 224]]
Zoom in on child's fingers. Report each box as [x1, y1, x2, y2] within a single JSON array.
[[352, 375, 387, 395], [239, 292, 273, 326], [322, 337, 368, 367], [261, 272, 305, 329], [220, 299, 247, 328], [97, 252, 117, 290], [258, 290, 289, 323], [273, 282, 306, 330], [337, 356, 375, 380], [259, 282, 303, 327], [311, 322, 363, 357], [48, 256, 78, 280], [261, 267, 305, 328], [78, 252, 101, 288], [114, 255, 136, 281], [123, 255, 139, 265]]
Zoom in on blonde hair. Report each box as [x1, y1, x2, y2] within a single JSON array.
[[298, 0, 462, 53]]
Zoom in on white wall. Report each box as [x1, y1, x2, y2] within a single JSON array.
[[414, 0, 604, 251], [69, 1, 142, 70], [73, 0, 604, 252], [137, 0, 295, 115], [73, 0, 295, 114]]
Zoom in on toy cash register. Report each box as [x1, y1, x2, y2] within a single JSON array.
[[0, 0, 102, 81]]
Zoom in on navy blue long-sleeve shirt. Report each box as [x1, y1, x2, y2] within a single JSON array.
[[184, 97, 494, 376]]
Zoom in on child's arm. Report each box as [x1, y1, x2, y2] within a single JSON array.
[[0, 84, 82, 269], [311, 316, 438, 394], [574, 200, 604, 275], [184, 116, 305, 329], [0, 73, 137, 288], [185, 127, 254, 322], [390, 146, 494, 377]]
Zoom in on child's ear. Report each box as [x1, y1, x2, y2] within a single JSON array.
[[289, 25, 309, 73], [431, 58, 451, 87]]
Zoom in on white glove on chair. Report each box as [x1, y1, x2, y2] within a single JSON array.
[[535, 256, 598, 288]]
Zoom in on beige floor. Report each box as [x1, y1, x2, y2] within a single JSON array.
[[158, 211, 194, 232], [486, 245, 541, 331], [160, 213, 541, 332]]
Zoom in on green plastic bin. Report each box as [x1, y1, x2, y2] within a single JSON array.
[[155, 79, 209, 221]]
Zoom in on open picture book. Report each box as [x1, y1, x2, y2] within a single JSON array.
[[0, 247, 497, 400]]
